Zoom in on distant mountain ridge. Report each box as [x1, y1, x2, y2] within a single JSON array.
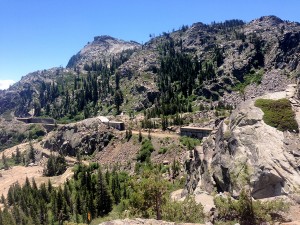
[[1, 15, 300, 119]]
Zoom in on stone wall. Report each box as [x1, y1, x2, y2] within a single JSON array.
[[180, 127, 212, 139], [17, 117, 55, 124], [102, 121, 125, 130]]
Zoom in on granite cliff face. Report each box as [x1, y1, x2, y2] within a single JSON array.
[[185, 84, 300, 199]]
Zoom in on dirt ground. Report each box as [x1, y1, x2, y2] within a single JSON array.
[[1, 142, 31, 158], [0, 165, 42, 197], [0, 165, 73, 198], [288, 204, 300, 222], [0, 139, 79, 199]]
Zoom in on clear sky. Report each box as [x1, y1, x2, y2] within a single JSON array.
[[0, 0, 299, 89]]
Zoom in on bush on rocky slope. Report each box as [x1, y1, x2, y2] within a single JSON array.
[[255, 98, 298, 132]]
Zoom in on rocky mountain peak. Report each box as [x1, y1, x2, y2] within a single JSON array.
[[93, 35, 116, 42], [250, 15, 284, 26], [66, 35, 141, 69]]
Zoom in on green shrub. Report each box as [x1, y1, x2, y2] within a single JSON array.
[[28, 124, 46, 140], [180, 136, 201, 150], [255, 98, 298, 132], [137, 139, 155, 163], [214, 189, 290, 224], [233, 70, 263, 93], [160, 165, 169, 174], [223, 130, 232, 140], [158, 147, 168, 154], [162, 196, 204, 223]]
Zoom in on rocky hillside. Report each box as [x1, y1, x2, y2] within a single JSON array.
[[185, 84, 300, 199], [0, 67, 74, 117], [66, 35, 141, 69], [0, 36, 140, 118], [42, 117, 114, 156], [117, 16, 300, 108], [1, 15, 300, 160]]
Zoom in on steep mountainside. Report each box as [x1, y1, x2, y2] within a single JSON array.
[[117, 16, 300, 108], [0, 67, 72, 117]]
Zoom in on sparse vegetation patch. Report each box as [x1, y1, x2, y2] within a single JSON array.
[[233, 69, 263, 93]]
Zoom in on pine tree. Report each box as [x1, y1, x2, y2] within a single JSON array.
[[1, 153, 9, 170], [0, 194, 5, 205], [47, 179, 53, 194], [44, 154, 66, 176], [39, 200, 48, 225], [126, 128, 132, 141], [96, 168, 113, 217], [11, 205, 21, 225], [0, 208, 3, 225], [28, 141, 35, 163], [7, 186, 14, 206], [171, 159, 180, 179], [40, 183, 49, 202], [2, 208, 15, 225], [138, 129, 143, 142], [15, 147, 21, 165], [105, 169, 110, 187], [44, 154, 55, 176], [114, 90, 123, 114], [32, 177, 38, 190], [111, 169, 121, 204]]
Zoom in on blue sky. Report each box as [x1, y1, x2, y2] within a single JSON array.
[[0, 0, 299, 89]]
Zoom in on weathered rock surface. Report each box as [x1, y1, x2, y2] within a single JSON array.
[[42, 118, 114, 156], [185, 85, 300, 199]]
